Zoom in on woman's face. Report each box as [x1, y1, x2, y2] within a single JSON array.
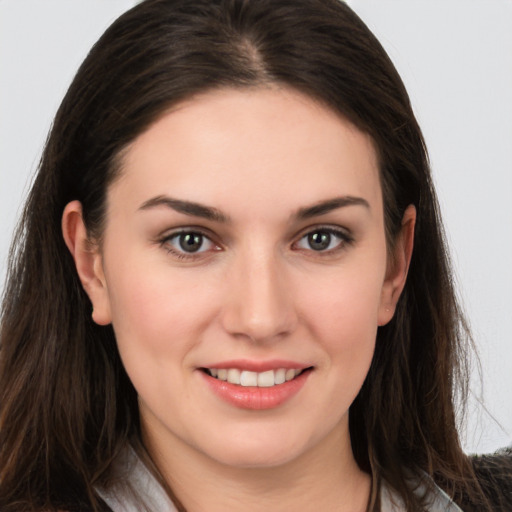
[[76, 87, 410, 470]]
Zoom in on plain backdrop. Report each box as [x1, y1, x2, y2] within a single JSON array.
[[1, 0, 511, 454]]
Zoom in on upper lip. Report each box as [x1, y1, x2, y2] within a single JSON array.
[[200, 359, 312, 372]]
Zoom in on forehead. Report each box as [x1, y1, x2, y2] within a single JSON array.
[[112, 86, 382, 220]]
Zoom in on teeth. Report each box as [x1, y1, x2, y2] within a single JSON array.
[[240, 370, 258, 386], [274, 368, 286, 385], [285, 369, 296, 382], [207, 367, 305, 387], [257, 370, 275, 387], [227, 369, 240, 385]]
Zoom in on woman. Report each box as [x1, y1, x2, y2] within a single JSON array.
[[0, 0, 509, 510]]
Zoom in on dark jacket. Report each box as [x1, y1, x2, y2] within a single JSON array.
[[457, 447, 512, 511]]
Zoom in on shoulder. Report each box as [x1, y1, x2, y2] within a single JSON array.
[[471, 447, 512, 510], [456, 447, 512, 512]]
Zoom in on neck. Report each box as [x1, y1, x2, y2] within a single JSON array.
[[144, 418, 371, 512]]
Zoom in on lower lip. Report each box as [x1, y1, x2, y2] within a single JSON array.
[[200, 369, 311, 410]]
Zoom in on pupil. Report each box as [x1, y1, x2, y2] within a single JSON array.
[[308, 231, 331, 251], [179, 233, 203, 252]]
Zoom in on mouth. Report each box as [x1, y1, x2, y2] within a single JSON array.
[[201, 367, 312, 388], [200, 363, 313, 410]]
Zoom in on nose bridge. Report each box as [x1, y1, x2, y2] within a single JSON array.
[[221, 242, 297, 342]]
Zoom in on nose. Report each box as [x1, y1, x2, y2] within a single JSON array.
[[220, 250, 298, 343]]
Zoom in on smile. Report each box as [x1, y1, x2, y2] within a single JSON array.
[[201, 366, 312, 410], [205, 368, 304, 387]]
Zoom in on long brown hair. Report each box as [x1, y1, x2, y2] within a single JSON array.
[[0, 0, 490, 510]]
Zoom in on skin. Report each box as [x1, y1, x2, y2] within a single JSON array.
[[63, 86, 415, 511]]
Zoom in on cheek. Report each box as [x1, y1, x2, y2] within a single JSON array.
[[104, 256, 221, 363], [297, 256, 385, 380], [303, 263, 385, 337]]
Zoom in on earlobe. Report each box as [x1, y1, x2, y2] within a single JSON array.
[[378, 205, 416, 326], [62, 201, 112, 325]]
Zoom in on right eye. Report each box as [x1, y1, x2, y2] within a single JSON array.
[[160, 230, 220, 259]]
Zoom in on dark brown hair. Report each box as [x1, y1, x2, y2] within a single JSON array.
[[0, 0, 490, 510]]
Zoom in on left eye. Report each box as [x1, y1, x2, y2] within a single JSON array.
[[165, 231, 216, 254], [295, 229, 347, 252]]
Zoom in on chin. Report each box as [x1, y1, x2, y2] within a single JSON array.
[[211, 446, 302, 470], [197, 426, 319, 470]]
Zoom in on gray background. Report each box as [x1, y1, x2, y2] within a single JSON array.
[[1, 0, 511, 454]]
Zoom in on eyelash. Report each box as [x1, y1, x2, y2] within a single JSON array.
[[293, 226, 354, 255], [158, 229, 220, 261], [158, 226, 353, 261]]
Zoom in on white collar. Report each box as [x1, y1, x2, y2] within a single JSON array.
[[97, 448, 464, 512], [96, 447, 177, 512], [381, 476, 464, 512]]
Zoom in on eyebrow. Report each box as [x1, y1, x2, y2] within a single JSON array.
[[138, 194, 369, 223], [138, 195, 230, 223], [296, 196, 370, 220]]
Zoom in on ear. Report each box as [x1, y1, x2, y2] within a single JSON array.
[[378, 204, 416, 326], [62, 200, 112, 325]]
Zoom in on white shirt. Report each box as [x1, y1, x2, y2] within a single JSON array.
[[97, 449, 463, 512], [381, 477, 463, 512]]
